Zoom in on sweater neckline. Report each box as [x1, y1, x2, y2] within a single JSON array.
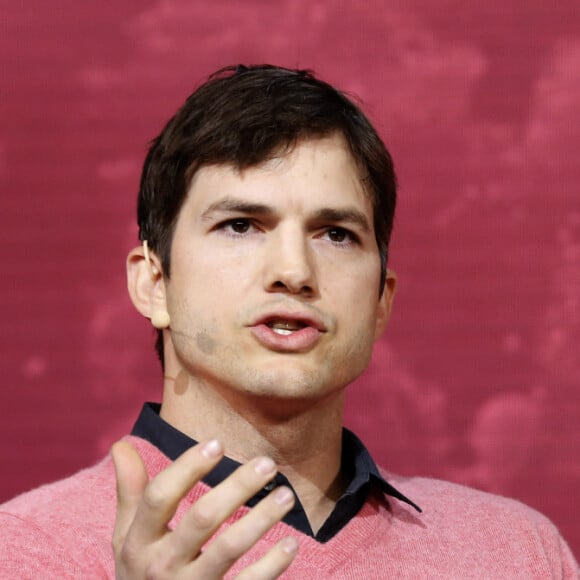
[[126, 435, 401, 573]]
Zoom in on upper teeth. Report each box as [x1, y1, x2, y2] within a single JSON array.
[[268, 320, 305, 333], [272, 327, 293, 335]]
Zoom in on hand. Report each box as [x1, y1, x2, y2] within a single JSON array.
[[111, 440, 298, 579]]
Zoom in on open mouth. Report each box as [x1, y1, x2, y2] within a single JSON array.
[[266, 319, 309, 335], [250, 314, 323, 351]]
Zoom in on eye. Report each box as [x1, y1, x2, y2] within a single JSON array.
[[322, 227, 358, 246], [318, 226, 361, 248], [228, 219, 251, 234], [216, 218, 252, 233], [215, 218, 260, 238], [327, 227, 348, 243]]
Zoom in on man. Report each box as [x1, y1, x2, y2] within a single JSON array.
[[1, 65, 577, 578]]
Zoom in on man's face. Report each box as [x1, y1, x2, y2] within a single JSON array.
[[161, 134, 394, 409]]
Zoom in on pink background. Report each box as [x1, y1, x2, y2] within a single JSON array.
[[1, 1, 579, 556]]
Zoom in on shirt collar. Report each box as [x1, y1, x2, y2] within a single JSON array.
[[131, 402, 421, 540], [342, 427, 422, 513]]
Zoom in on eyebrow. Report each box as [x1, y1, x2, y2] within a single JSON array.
[[201, 199, 275, 221], [201, 197, 371, 232], [310, 207, 371, 232]]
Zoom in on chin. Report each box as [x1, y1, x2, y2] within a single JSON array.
[[240, 364, 344, 401]]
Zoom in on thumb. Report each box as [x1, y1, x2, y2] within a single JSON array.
[[111, 440, 149, 556]]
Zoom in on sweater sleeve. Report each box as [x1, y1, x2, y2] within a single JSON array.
[[559, 537, 580, 579], [539, 518, 580, 579], [0, 511, 110, 579]]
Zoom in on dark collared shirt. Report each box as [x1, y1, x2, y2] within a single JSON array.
[[131, 402, 421, 542]]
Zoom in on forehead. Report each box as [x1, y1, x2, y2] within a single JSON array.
[[182, 135, 371, 215]]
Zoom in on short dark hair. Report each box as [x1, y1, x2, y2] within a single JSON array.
[[137, 64, 397, 365]]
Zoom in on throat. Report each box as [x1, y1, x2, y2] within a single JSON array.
[[286, 463, 349, 536]]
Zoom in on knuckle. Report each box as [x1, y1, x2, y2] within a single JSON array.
[[144, 560, 170, 580], [188, 501, 217, 531], [142, 480, 168, 510], [118, 540, 141, 571], [111, 531, 123, 556], [241, 509, 272, 536], [118, 546, 175, 580], [253, 512, 274, 532], [213, 532, 244, 563], [253, 497, 288, 527]]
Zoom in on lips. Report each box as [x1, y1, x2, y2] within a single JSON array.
[[249, 311, 326, 351]]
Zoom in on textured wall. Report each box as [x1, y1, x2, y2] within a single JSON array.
[[1, 0, 579, 556]]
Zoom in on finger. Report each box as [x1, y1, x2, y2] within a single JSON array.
[[233, 536, 299, 580], [190, 485, 296, 578], [168, 456, 279, 563], [128, 439, 224, 546], [111, 440, 149, 556]]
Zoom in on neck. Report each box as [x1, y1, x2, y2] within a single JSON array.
[[159, 370, 347, 533]]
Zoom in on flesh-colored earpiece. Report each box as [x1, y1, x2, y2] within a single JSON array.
[[142, 240, 159, 277], [151, 309, 171, 329]]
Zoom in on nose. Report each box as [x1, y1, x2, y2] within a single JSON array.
[[263, 227, 318, 297]]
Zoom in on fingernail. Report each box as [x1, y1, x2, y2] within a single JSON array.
[[273, 486, 294, 505], [254, 456, 276, 475], [201, 439, 223, 459], [281, 536, 298, 555]]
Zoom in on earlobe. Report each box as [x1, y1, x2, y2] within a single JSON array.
[[126, 244, 171, 329], [374, 269, 397, 340]]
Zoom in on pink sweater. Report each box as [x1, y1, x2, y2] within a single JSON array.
[[0, 436, 577, 578]]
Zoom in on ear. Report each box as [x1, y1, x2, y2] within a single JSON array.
[[126, 244, 170, 329], [374, 269, 397, 341]]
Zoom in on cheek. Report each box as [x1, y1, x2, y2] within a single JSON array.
[[327, 262, 382, 315], [194, 328, 217, 355], [167, 285, 218, 346], [337, 286, 384, 355], [169, 306, 223, 370], [320, 249, 381, 287], [196, 251, 259, 293]]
